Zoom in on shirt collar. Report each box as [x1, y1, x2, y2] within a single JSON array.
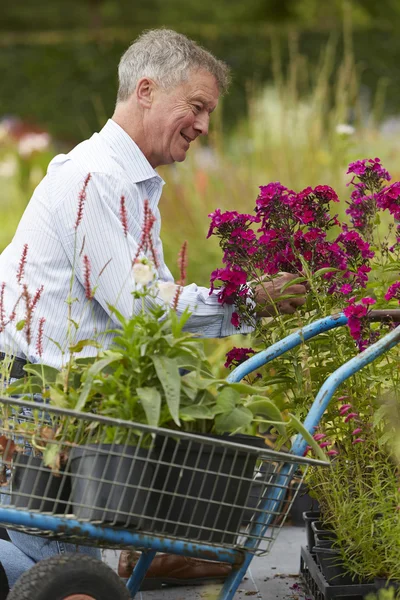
[[99, 119, 164, 186]]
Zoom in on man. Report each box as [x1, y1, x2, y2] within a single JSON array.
[[0, 29, 306, 590]]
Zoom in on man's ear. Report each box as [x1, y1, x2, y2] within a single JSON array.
[[136, 77, 156, 109]]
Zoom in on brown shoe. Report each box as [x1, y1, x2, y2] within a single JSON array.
[[118, 550, 232, 589]]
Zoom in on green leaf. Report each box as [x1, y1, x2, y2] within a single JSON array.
[[42, 444, 60, 470], [137, 387, 161, 427], [69, 339, 102, 353], [49, 386, 69, 408], [214, 406, 253, 433], [23, 364, 59, 384], [280, 276, 307, 292], [226, 382, 267, 395], [247, 397, 286, 436], [180, 405, 215, 420], [87, 352, 123, 377], [75, 352, 123, 412], [216, 386, 241, 412], [314, 267, 339, 277], [288, 413, 328, 462], [5, 376, 43, 395], [151, 355, 181, 426]]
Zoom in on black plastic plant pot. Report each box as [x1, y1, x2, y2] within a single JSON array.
[[69, 444, 154, 528], [311, 520, 333, 538], [149, 433, 266, 545], [374, 578, 400, 591], [313, 546, 353, 586], [314, 531, 336, 549], [290, 483, 320, 526], [11, 454, 71, 513], [302, 510, 321, 550]]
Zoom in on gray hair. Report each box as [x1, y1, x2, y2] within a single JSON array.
[[117, 29, 231, 102]]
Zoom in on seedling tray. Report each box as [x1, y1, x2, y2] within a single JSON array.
[[300, 546, 376, 600]]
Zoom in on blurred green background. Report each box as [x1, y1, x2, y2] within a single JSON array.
[[2, 0, 400, 368]]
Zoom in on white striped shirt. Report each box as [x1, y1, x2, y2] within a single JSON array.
[[0, 119, 251, 368]]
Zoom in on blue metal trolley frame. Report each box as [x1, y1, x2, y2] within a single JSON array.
[[0, 311, 399, 599]]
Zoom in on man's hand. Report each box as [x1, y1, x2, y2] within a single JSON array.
[[254, 273, 307, 317]]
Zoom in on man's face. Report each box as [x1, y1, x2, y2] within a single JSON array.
[[145, 69, 219, 167]]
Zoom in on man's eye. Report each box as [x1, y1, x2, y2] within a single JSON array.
[[193, 104, 202, 112]]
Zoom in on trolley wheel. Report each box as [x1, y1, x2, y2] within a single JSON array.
[[8, 554, 130, 600]]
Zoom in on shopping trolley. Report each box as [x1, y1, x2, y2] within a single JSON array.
[[1, 311, 400, 600]]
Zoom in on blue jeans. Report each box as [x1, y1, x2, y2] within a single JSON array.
[[0, 379, 101, 588], [0, 531, 101, 588]]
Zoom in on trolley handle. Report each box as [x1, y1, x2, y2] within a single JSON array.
[[227, 310, 400, 383], [227, 313, 348, 383]]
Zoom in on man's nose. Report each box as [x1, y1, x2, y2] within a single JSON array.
[[194, 112, 210, 136]]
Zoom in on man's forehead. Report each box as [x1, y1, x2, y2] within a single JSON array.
[[184, 74, 219, 102]]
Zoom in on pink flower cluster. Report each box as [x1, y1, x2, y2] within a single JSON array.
[[385, 281, 400, 303], [209, 179, 374, 308], [224, 347, 255, 369], [343, 296, 378, 351], [209, 157, 400, 352]]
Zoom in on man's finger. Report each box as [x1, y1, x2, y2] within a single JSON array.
[[283, 284, 307, 296]]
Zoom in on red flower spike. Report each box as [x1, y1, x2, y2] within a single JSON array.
[[16, 244, 28, 285], [83, 255, 93, 300], [75, 173, 91, 230], [36, 317, 46, 358], [119, 195, 128, 237]]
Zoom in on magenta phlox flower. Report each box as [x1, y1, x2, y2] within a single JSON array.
[[347, 160, 368, 177], [339, 404, 352, 415], [352, 428, 363, 436], [224, 346, 256, 369], [385, 281, 400, 303], [336, 230, 374, 260], [207, 209, 259, 238], [319, 441, 331, 448], [231, 312, 240, 327], [258, 230, 279, 246], [210, 265, 248, 304], [230, 228, 256, 241], [361, 297, 376, 306], [377, 182, 400, 219], [339, 283, 353, 295], [343, 296, 378, 350], [352, 438, 365, 444], [257, 182, 294, 207], [327, 449, 339, 457], [347, 158, 391, 182], [313, 433, 326, 441], [313, 185, 339, 203]]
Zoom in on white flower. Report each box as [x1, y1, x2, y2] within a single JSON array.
[[132, 261, 154, 286], [0, 155, 17, 178], [157, 281, 177, 305], [335, 124, 355, 136], [18, 133, 50, 158], [0, 124, 10, 143]]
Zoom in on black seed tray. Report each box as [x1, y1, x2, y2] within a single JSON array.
[[300, 546, 376, 600]]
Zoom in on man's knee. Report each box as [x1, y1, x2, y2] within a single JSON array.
[[0, 561, 9, 599]]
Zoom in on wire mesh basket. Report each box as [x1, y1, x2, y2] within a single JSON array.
[[0, 396, 325, 556]]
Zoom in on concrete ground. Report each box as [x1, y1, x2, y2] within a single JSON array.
[[104, 525, 310, 600]]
